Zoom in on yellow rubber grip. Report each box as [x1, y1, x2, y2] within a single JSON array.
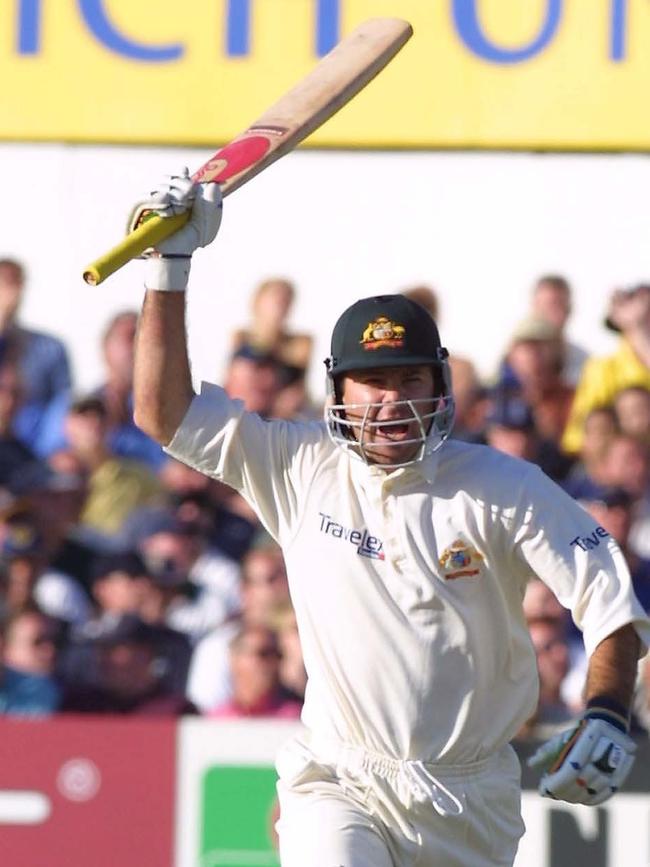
[[82, 211, 190, 286]]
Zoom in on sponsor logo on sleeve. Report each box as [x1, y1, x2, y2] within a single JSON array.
[[439, 538, 484, 579], [318, 513, 384, 561], [570, 526, 610, 552]]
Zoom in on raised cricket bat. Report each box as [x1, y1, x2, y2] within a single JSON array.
[[83, 17, 412, 286]]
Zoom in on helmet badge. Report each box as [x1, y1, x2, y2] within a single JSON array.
[[360, 316, 406, 351]]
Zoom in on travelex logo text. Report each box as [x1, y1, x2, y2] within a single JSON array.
[[319, 513, 384, 560], [570, 526, 610, 552]]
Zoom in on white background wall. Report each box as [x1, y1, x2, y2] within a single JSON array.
[[2, 143, 649, 401]]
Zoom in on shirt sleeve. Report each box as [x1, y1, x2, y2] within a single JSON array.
[[512, 464, 650, 658], [163, 382, 324, 543]]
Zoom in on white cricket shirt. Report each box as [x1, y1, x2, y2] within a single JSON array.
[[166, 383, 650, 764]]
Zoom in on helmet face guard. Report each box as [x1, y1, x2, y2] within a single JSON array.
[[325, 392, 455, 469]]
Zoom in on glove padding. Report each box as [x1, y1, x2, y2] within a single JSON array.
[[127, 168, 223, 291], [527, 717, 636, 805]]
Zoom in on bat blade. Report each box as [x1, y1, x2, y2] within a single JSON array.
[[83, 17, 413, 286]]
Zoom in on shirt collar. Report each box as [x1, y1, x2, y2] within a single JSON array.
[[348, 445, 442, 488], [404, 448, 441, 485]]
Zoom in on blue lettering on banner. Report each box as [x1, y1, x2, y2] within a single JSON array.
[[11, 0, 631, 64], [226, 0, 250, 57], [226, 0, 340, 57], [451, 0, 630, 65], [315, 0, 340, 56], [78, 0, 184, 62], [610, 0, 627, 61], [570, 526, 610, 552], [451, 0, 563, 64], [319, 513, 384, 560], [17, 0, 41, 54]]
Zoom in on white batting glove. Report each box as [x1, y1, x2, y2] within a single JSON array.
[[527, 716, 636, 805], [127, 168, 223, 291]]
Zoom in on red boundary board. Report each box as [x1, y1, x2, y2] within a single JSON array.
[[0, 716, 176, 867]]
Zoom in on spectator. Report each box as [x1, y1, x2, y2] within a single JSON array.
[[529, 274, 589, 385], [500, 316, 574, 443], [600, 433, 650, 495], [61, 551, 192, 696], [0, 360, 55, 493], [187, 540, 290, 712], [159, 458, 260, 560], [614, 385, 650, 444], [62, 396, 163, 535], [231, 278, 313, 419], [209, 624, 302, 719], [563, 283, 650, 454], [232, 277, 312, 384], [522, 577, 586, 716], [86, 550, 149, 621], [238, 540, 291, 625], [447, 356, 488, 443], [224, 346, 282, 417], [562, 405, 619, 497], [0, 512, 92, 626], [25, 455, 105, 596], [207, 482, 261, 561], [522, 616, 578, 739], [62, 615, 195, 715], [131, 509, 240, 642], [400, 284, 439, 321], [0, 607, 61, 715], [92, 310, 166, 471], [0, 258, 72, 456], [483, 390, 573, 481]]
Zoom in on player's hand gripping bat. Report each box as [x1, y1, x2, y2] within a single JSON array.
[[83, 17, 413, 286]]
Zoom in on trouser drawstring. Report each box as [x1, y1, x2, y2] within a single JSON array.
[[403, 760, 464, 816]]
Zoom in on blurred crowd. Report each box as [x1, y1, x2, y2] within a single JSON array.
[[0, 258, 649, 739]]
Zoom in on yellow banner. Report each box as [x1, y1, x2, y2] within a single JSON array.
[[2, 0, 650, 149]]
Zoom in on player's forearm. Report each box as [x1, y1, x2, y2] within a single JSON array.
[[585, 624, 641, 720], [133, 289, 194, 445]]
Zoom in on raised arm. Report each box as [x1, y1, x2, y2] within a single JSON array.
[[134, 291, 193, 445], [131, 171, 223, 445]]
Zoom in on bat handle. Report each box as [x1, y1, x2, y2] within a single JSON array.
[[82, 211, 190, 286]]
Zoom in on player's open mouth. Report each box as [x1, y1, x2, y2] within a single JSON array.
[[376, 422, 410, 438]]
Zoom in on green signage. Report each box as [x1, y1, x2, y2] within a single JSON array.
[[200, 765, 280, 867]]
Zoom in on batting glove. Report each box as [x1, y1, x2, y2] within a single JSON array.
[[527, 713, 636, 806], [127, 168, 223, 291]]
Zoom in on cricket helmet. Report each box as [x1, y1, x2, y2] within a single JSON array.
[[324, 294, 455, 467]]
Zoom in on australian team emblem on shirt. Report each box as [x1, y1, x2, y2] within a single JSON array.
[[360, 317, 406, 350], [439, 538, 485, 579]]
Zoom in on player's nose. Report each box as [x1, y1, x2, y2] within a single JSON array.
[[380, 385, 403, 405], [378, 376, 402, 399]]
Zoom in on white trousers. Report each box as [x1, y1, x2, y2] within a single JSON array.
[[276, 735, 525, 867]]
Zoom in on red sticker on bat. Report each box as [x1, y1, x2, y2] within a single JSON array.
[[194, 135, 273, 184]]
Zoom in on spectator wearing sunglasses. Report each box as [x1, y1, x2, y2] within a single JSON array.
[[0, 606, 61, 716], [209, 624, 301, 719]]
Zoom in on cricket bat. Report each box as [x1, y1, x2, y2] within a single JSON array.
[[83, 17, 413, 286]]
